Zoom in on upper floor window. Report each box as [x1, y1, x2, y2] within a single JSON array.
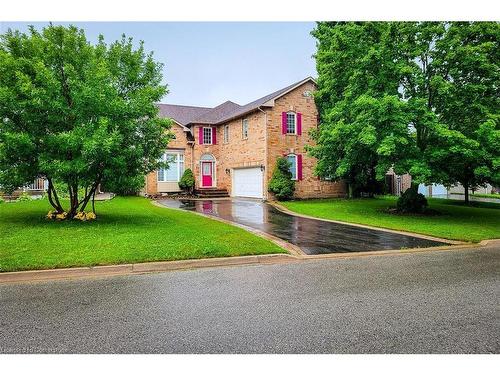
[[286, 112, 297, 134], [287, 154, 298, 180], [158, 152, 185, 182], [203, 127, 213, 145], [223, 124, 229, 143], [242, 119, 249, 139]]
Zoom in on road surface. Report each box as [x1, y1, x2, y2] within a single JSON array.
[[0, 245, 498, 353]]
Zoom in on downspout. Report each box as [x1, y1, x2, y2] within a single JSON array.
[[257, 106, 268, 200]]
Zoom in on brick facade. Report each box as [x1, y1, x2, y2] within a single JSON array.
[[266, 81, 345, 199], [144, 122, 192, 195], [145, 79, 346, 199], [196, 111, 267, 195]]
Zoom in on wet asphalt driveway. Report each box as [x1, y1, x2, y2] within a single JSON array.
[[159, 199, 447, 254]]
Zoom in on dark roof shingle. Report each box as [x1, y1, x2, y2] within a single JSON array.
[[157, 104, 212, 126], [192, 101, 242, 124]]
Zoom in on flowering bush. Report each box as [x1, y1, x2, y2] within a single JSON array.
[[46, 211, 96, 221], [73, 211, 96, 221], [55, 212, 68, 220]]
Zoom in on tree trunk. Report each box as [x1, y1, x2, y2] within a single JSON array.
[[92, 188, 96, 214], [67, 184, 78, 219], [46, 175, 102, 219], [47, 178, 64, 213], [79, 177, 101, 213], [464, 181, 470, 205], [348, 183, 353, 199]]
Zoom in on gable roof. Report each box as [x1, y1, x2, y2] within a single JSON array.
[[157, 104, 212, 128], [214, 76, 316, 124], [157, 76, 315, 127], [192, 101, 242, 124]]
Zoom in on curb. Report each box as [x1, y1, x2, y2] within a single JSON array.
[[0, 254, 298, 284], [0, 240, 495, 285]]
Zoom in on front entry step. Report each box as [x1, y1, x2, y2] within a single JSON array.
[[195, 188, 230, 198]]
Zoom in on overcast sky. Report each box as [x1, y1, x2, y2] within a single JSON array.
[[0, 22, 317, 107]]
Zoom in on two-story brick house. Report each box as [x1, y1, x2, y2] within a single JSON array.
[[145, 77, 346, 199]]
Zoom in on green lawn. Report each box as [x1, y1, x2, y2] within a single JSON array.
[[450, 193, 500, 200], [0, 197, 284, 272], [281, 196, 500, 243]]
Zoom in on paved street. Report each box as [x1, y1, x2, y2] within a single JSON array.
[[0, 245, 499, 353]]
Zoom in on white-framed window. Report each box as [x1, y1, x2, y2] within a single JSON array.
[[287, 154, 298, 180], [203, 127, 213, 145], [158, 152, 185, 182], [286, 112, 297, 134], [223, 124, 229, 143], [242, 119, 249, 139]]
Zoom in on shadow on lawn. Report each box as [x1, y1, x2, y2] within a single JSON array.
[[0, 205, 172, 229]]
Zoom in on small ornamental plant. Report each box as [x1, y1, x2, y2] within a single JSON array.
[[396, 187, 428, 213], [46, 211, 96, 221], [268, 157, 295, 201], [73, 211, 97, 221], [46, 211, 67, 220], [179, 168, 195, 194], [17, 191, 32, 202]]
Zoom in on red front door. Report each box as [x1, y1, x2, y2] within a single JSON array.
[[201, 161, 213, 187]]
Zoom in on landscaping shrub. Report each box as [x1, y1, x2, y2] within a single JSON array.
[[268, 157, 295, 201], [17, 191, 32, 202], [396, 186, 428, 213], [179, 169, 195, 194], [102, 175, 145, 196]]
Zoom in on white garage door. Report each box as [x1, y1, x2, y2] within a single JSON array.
[[232, 167, 264, 198]]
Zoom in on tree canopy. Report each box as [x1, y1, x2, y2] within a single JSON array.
[[0, 24, 173, 218], [310, 22, 499, 203]]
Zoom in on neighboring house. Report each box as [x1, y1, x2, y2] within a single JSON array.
[[0, 178, 47, 198], [418, 183, 448, 197], [385, 169, 496, 198], [145, 77, 346, 199], [385, 169, 412, 196], [419, 183, 495, 197]]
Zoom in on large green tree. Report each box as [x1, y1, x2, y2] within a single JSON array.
[[0, 24, 172, 218], [310, 22, 413, 197], [311, 22, 500, 204]]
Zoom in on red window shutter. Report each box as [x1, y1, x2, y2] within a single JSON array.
[[281, 112, 287, 134], [212, 127, 217, 144], [297, 113, 302, 135], [297, 154, 303, 180], [198, 127, 203, 145]]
